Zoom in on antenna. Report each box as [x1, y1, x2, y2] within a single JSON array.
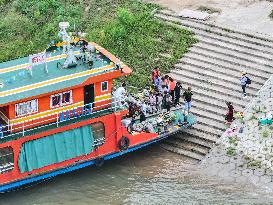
[[58, 22, 77, 69]]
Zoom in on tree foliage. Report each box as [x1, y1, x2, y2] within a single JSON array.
[[0, 0, 197, 88]]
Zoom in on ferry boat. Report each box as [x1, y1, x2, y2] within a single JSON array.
[[0, 22, 196, 192]]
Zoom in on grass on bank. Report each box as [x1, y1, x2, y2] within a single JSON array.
[[0, 0, 197, 88]]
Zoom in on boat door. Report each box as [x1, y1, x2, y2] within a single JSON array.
[[84, 84, 95, 107]]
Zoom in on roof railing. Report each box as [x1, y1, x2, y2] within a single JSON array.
[[0, 99, 126, 140]]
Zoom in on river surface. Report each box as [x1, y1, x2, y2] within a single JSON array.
[[1, 144, 273, 205]]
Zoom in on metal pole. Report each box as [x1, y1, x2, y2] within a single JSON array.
[[56, 113, 59, 127], [22, 122, 25, 137]]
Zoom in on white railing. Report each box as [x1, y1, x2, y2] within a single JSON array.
[[0, 99, 125, 139]]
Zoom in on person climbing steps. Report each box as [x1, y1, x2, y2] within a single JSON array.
[[240, 71, 251, 98]]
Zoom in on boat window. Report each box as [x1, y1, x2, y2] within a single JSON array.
[[0, 147, 14, 174], [91, 122, 105, 146], [51, 94, 61, 107], [101, 81, 108, 92], [15, 99, 38, 117], [62, 91, 71, 104], [51, 90, 72, 108]]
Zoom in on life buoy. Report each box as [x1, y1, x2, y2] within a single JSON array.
[[118, 136, 130, 151]]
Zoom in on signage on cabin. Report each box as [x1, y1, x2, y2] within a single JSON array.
[[29, 52, 47, 66]]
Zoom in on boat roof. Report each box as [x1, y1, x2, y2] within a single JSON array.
[[0, 42, 131, 105]]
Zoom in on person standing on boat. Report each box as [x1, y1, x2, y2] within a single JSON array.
[[174, 82, 182, 106], [162, 85, 169, 94], [163, 75, 170, 89], [140, 111, 147, 123], [225, 102, 235, 124], [141, 100, 149, 116], [169, 77, 176, 103], [151, 67, 160, 83], [163, 91, 172, 112], [154, 75, 162, 92], [149, 93, 157, 114], [183, 87, 193, 113], [113, 82, 127, 108]]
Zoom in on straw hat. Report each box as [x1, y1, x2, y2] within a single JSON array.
[[241, 71, 247, 76]]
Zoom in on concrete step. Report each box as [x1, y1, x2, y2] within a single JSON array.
[[156, 10, 273, 157], [189, 46, 273, 75], [173, 134, 215, 148], [181, 127, 219, 143], [178, 56, 267, 85], [193, 114, 227, 132], [170, 71, 254, 106], [155, 12, 273, 49], [185, 121, 223, 138], [198, 37, 273, 61], [166, 138, 210, 155], [194, 97, 245, 117], [158, 9, 273, 43], [188, 99, 226, 117], [190, 106, 224, 124], [192, 43, 273, 69], [188, 27, 273, 56], [181, 53, 271, 80], [160, 143, 203, 160], [157, 13, 273, 56], [173, 63, 262, 91]]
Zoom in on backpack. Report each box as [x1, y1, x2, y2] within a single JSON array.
[[246, 77, 251, 85]]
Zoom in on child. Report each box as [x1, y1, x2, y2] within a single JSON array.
[[156, 93, 163, 112]]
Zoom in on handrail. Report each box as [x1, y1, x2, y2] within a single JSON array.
[[0, 99, 126, 139]]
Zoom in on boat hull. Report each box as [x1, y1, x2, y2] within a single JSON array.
[[0, 132, 171, 193]]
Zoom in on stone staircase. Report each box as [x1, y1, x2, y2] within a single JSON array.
[[157, 10, 273, 160]]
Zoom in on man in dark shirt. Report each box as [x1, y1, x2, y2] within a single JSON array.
[[183, 87, 193, 113], [174, 82, 182, 105]]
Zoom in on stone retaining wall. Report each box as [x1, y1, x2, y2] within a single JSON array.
[[201, 75, 273, 188]]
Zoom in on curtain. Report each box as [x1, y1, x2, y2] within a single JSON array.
[[18, 125, 94, 173]]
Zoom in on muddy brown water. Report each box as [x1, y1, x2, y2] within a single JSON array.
[[0, 144, 273, 205]]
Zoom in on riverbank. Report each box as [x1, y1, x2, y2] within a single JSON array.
[[201, 74, 273, 190]]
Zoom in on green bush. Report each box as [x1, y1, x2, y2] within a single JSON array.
[[226, 147, 236, 156], [262, 129, 269, 138], [0, 0, 196, 88]]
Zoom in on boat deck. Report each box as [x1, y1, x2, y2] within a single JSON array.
[[0, 46, 113, 105], [1, 104, 118, 143]]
